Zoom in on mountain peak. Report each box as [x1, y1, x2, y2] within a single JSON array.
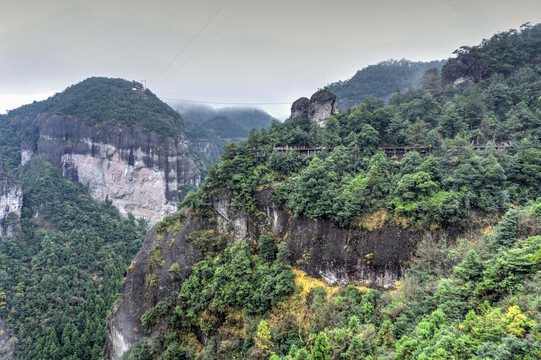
[[9, 77, 183, 138]]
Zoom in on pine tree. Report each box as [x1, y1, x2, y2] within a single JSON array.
[[312, 332, 330, 360]]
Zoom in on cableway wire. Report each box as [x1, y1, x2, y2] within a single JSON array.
[[174, 0, 245, 72], [152, 0, 230, 84], [160, 97, 293, 106]]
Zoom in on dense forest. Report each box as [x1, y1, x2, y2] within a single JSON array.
[[122, 24, 541, 359], [0, 158, 146, 359]]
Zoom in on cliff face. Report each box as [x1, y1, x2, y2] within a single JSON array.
[[309, 90, 338, 126], [104, 187, 415, 359], [11, 114, 201, 224], [105, 211, 204, 360], [290, 90, 338, 127], [189, 139, 223, 167], [0, 158, 22, 238]]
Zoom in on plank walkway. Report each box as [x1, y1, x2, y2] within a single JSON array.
[[252, 144, 516, 159]]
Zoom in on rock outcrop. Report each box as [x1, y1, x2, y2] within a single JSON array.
[[0, 158, 22, 238], [189, 139, 223, 167], [104, 211, 204, 360], [309, 90, 338, 126], [104, 187, 415, 359], [290, 90, 338, 127], [11, 114, 201, 225], [290, 97, 310, 118]]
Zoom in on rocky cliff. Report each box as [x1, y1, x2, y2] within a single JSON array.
[[104, 186, 417, 359], [290, 90, 338, 126], [0, 158, 22, 238], [7, 78, 205, 224], [9, 114, 201, 224], [104, 209, 207, 360]]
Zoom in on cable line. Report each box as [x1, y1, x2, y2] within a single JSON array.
[[160, 97, 293, 106], [152, 0, 230, 83]]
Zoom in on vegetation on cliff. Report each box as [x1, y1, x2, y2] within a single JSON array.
[[122, 204, 541, 360], [119, 24, 541, 359], [0, 159, 146, 359], [443, 22, 541, 84], [202, 23, 541, 229], [0, 115, 21, 170], [0, 22, 539, 360]]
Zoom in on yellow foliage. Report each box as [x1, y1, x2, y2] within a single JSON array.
[[428, 222, 441, 231], [292, 269, 340, 298], [217, 310, 246, 339], [255, 320, 273, 357], [391, 214, 411, 229], [185, 332, 203, 353], [128, 260, 137, 273], [360, 324, 377, 341], [355, 209, 388, 231], [483, 226, 495, 236], [506, 305, 534, 337]]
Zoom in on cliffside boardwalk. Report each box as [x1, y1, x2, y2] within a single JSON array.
[[252, 143, 517, 160]]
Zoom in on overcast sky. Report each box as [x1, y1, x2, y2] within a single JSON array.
[[1, 0, 540, 119]]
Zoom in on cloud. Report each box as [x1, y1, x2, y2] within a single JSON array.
[[0, 0, 540, 118]]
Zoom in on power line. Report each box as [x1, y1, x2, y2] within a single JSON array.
[[152, 0, 230, 83], [160, 97, 293, 106], [177, 0, 244, 70], [152, 0, 246, 91]]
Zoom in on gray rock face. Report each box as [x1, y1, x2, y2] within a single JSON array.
[[211, 190, 412, 287], [290, 97, 310, 118], [309, 90, 338, 127], [11, 114, 202, 225], [104, 212, 203, 360], [0, 159, 22, 238], [290, 90, 338, 127], [189, 139, 223, 166]]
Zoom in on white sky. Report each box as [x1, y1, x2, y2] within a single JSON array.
[[1, 0, 540, 119]]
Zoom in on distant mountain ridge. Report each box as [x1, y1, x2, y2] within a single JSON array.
[[172, 103, 274, 140], [328, 58, 446, 111]]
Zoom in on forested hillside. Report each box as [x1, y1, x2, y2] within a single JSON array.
[[118, 24, 541, 359], [9, 77, 184, 138], [0, 158, 146, 359], [328, 59, 446, 111]]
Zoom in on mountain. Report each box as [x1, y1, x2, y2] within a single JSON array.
[[328, 59, 446, 111], [443, 23, 541, 85], [165, 103, 275, 171], [5, 77, 204, 224], [0, 78, 273, 360], [106, 24, 541, 360], [173, 103, 274, 140]]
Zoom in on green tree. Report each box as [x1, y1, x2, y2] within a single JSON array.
[[312, 332, 330, 360]]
